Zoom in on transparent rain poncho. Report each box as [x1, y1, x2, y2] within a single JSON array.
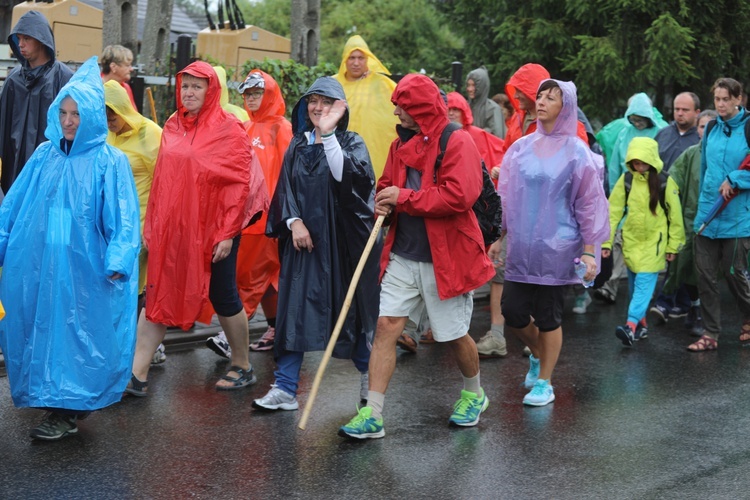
[[499, 79, 610, 285]]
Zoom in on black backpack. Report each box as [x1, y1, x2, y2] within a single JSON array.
[[432, 122, 502, 246], [622, 170, 669, 215], [703, 115, 750, 149]]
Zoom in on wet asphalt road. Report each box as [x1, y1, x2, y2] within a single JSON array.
[[1, 282, 750, 499]]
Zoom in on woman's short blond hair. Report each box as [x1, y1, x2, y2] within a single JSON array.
[[101, 45, 133, 75]]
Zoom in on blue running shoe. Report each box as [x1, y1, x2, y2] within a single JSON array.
[[634, 324, 648, 340], [523, 379, 555, 406], [524, 354, 540, 388], [616, 325, 634, 346], [338, 406, 385, 439], [449, 389, 489, 427]]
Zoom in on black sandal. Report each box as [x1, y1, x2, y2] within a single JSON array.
[[216, 365, 257, 391], [124, 374, 148, 397]]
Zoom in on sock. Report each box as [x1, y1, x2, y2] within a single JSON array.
[[639, 318, 647, 327], [367, 391, 385, 420], [267, 317, 276, 328], [463, 372, 481, 394], [490, 323, 505, 340], [626, 321, 637, 333], [691, 300, 700, 307]]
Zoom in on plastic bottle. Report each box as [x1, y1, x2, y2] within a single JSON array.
[[574, 258, 594, 288]]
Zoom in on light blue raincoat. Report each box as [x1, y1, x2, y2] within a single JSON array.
[[0, 57, 140, 410]]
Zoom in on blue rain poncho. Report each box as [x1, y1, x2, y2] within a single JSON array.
[[0, 57, 140, 411], [499, 80, 610, 285]]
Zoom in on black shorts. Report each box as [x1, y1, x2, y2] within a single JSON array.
[[501, 281, 565, 332], [208, 235, 244, 317]]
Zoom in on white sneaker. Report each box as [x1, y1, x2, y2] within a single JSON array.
[[572, 292, 592, 314], [151, 343, 167, 365], [252, 385, 299, 411], [476, 332, 507, 357], [249, 326, 275, 351], [206, 331, 232, 359]]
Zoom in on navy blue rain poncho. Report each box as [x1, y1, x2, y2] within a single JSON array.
[[266, 76, 381, 359], [0, 10, 73, 193], [0, 57, 141, 411]]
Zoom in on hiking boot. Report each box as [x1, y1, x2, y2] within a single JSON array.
[[29, 413, 78, 441], [634, 324, 648, 341], [338, 406, 385, 439], [523, 379, 555, 406], [250, 326, 276, 352], [649, 305, 669, 325], [669, 306, 689, 319], [572, 292, 592, 314], [476, 332, 507, 357], [616, 325, 635, 346], [252, 385, 299, 411], [448, 389, 489, 427], [151, 343, 167, 365], [206, 331, 231, 359], [524, 354, 540, 389]]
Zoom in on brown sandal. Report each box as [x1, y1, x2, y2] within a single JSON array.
[[687, 335, 718, 352], [739, 321, 750, 343], [397, 333, 418, 354]]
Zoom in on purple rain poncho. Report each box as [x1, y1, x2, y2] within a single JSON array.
[[498, 79, 609, 285]]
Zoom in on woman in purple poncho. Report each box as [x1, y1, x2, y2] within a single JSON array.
[[491, 79, 610, 407]]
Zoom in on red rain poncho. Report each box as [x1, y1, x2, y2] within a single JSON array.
[[144, 61, 268, 329], [447, 91, 504, 169]]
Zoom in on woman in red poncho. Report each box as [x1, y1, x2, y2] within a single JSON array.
[[447, 91, 504, 171], [126, 61, 268, 395]]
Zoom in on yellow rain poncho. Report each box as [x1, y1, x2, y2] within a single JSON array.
[[334, 35, 398, 179], [214, 66, 250, 123], [105, 80, 162, 292]]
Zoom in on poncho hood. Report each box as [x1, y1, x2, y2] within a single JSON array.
[[104, 79, 142, 132], [625, 137, 663, 174], [244, 68, 286, 123], [537, 79, 579, 138], [337, 35, 391, 77], [467, 67, 491, 102], [506, 63, 550, 113], [448, 91, 474, 129], [624, 92, 658, 127], [292, 76, 350, 134], [8, 11, 55, 64], [213, 65, 249, 122], [45, 56, 107, 156], [391, 73, 448, 139], [173, 61, 223, 132]]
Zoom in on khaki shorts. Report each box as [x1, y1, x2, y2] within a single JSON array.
[[379, 253, 473, 342]]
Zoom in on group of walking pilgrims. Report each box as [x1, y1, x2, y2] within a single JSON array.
[[0, 10, 749, 442]]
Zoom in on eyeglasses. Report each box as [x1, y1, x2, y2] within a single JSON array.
[[244, 91, 264, 100]]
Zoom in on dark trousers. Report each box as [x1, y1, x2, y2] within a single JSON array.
[[694, 235, 750, 337]]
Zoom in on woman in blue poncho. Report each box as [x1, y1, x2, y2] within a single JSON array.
[[494, 79, 609, 407], [0, 57, 141, 441]]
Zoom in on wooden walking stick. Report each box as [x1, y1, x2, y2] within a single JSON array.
[[146, 87, 158, 125], [298, 214, 385, 430]]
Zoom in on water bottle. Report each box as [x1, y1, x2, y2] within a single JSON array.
[[574, 258, 594, 288]]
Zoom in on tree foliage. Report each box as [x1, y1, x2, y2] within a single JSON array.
[[443, 0, 750, 122]]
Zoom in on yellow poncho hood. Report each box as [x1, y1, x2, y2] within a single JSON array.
[[213, 65, 250, 123], [336, 35, 391, 77]]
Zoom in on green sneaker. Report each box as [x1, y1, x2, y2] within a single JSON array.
[[449, 388, 489, 427], [338, 406, 385, 439]]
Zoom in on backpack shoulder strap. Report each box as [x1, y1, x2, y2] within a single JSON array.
[[704, 118, 717, 141], [433, 122, 462, 183], [623, 171, 633, 204], [744, 114, 750, 149]]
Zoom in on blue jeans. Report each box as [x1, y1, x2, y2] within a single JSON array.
[[274, 338, 370, 396], [627, 270, 659, 325]]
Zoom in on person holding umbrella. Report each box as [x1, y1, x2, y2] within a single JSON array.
[[689, 78, 750, 351]]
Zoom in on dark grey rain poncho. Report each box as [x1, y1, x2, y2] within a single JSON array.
[[266, 76, 381, 359], [467, 67, 506, 139], [0, 11, 73, 193]]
